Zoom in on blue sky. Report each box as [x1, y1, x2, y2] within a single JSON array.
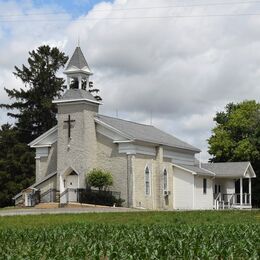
[[21, 0, 113, 18], [1, 0, 260, 160]]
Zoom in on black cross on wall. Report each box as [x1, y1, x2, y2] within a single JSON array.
[[64, 115, 75, 138]]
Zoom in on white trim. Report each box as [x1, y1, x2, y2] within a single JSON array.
[[113, 140, 134, 143], [172, 163, 197, 175], [33, 144, 53, 148], [64, 68, 93, 75], [200, 167, 216, 176], [53, 98, 101, 105], [29, 125, 57, 147], [62, 166, 80, 177], [243, 163, 256, 178], [118, 143, 156, 156]]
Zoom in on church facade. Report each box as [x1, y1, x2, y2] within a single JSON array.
[[14, 47, 256, 210]]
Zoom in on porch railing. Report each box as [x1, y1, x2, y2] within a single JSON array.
[[40, 189, 59, 203], [214, 193, 251, 210]]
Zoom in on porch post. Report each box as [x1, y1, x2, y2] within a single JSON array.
[[249, 178, 252, 205], [240, 177, 243, 208]]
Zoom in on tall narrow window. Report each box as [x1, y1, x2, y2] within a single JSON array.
[[203, 178, 207, 194], [163, 169, 168, 191], [145, 166, 150, 195]]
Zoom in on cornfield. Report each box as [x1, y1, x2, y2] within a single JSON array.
[[0, 223, 259, 259]]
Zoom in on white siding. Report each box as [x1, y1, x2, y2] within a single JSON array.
[[164, 149, 195, 166], [213, 178, 235, 194], [173, 167, 194, 209], [194, 176, 213, 209]]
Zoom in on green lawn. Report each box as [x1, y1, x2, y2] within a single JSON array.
[[0, 211, 259, 259]]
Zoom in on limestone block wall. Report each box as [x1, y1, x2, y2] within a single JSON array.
[[132, 154, 155, 209], [96, 133, 128, 206], [57, 102, 98, 192], [35, 157, 48, 182], [132, 151, 174, 210]]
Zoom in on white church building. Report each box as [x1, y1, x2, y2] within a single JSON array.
[[14, 47, 256, 210]]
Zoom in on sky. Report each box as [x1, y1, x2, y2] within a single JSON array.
[[1, 0, 260, 161]]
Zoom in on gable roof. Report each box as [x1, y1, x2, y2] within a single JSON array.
[[53, 89, 100, 105], [173, 163, 215, 177], [65, 47, 92, 74], [29, 125, 57, 148], [13, 171, 57, 200], [95, 114, 200, 152], [202, 162, 256, 178]]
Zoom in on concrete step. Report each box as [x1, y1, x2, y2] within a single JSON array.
[[34, 203, 60, 209]]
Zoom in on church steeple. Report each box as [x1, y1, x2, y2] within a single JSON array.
[[64, 46, 93, 90]]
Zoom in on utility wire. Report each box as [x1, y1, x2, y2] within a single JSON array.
[[1, 12, 260, 23], [0, 0, 260, 17]]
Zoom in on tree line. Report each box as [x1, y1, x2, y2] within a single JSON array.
[[0, 45, 259, 207]]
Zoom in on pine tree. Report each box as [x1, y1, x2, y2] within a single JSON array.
[[0, 124, 34, 207], [70, 79, 102, 101], [0, 45, 68, 206], [88, 81, 102, 101], [0, 45, 68, 143]]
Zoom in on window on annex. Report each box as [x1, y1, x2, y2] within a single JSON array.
[[145, 166, 150, 195], [163, 169, 168, 191], [203, 178, 207, 194]]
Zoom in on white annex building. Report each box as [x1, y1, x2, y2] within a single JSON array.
[[14, 47, 256, 210]]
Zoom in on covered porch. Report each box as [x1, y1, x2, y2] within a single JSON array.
[[202, 161, 256, 210]]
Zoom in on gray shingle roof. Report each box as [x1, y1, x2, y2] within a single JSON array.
[[53, 89, 99, 104], [95, 114, 200, 152], [66, 47, 91, 72], [202, 162, 251, 177], [174, 163, 215, 176], [13, 171, 57, 200]]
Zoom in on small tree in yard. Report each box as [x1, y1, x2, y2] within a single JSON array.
[[86, 169, 113, 191]]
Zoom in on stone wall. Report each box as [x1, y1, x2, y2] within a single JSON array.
[[57, 102, 99, 192], [96, 132, 128, 206], [131, 147, 174, 210]]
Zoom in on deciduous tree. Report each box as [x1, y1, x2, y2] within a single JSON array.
[[208, 100, 260, 206]]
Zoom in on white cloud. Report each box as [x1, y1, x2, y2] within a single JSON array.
[[1, 0, 260, 161]]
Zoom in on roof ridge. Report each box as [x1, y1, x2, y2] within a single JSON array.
[[203, 161, 250, 164], [97, 114, 154, 127]]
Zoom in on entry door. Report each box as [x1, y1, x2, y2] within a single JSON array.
[[66, 175, 78, 202]]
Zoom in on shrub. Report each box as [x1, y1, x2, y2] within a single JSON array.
[[86, 169, 113, 191]]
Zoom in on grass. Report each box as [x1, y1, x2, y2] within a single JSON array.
[[0, 211, 259, 259], [0, 210, 259, 228]]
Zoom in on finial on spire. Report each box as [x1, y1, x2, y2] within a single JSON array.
[[77, 36, 80, 47]]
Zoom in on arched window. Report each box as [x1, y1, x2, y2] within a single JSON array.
[[163, 169, 168, 191], [145, 166, 150, 195]]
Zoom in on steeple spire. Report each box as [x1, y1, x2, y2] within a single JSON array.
[[64, 46, 93, 90]]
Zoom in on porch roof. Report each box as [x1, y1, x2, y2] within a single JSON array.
[[172, 163, 215, 177], [201, 162, 256, 178]]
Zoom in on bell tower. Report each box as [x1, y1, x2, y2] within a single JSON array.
[[53, 46, 101, 198], [63, 46, 93, 90]]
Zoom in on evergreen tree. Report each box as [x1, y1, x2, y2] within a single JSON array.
[[0, 45, 68, 143], [0, 124, 34, 207], [0, 45, 68, 207], [70, 79, 102, 101]]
